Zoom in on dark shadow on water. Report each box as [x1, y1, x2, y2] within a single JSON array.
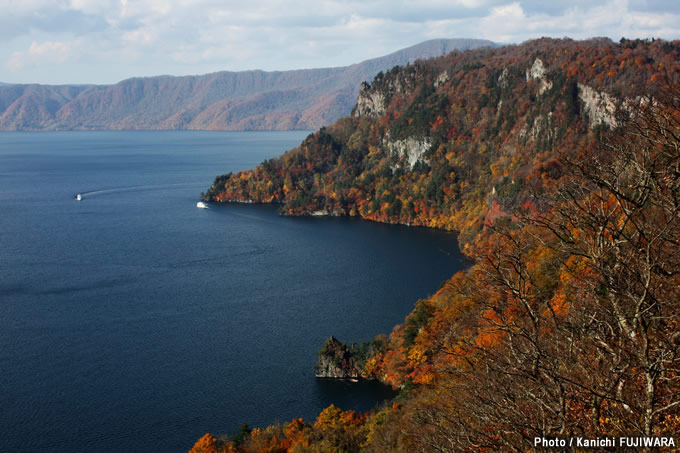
[[315, 378, 398, 415]]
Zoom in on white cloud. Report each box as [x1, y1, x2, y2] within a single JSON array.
[[478, 0, 680, 42], [493, 2, 524, 17], [8, 40, 75, 70], [67, 0, 118, 15], [1, 0, 679, 84], [122, 29, 155, 45]]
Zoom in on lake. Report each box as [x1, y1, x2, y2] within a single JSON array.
[[0, 131, 466, 452]]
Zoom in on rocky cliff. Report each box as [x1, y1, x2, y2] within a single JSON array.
[[315, 337, 361, 379], [205, 38, 679, 246]]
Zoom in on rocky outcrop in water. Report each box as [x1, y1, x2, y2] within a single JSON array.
[[315, 337, 360, 379]]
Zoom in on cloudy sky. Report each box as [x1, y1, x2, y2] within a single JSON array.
[[1, 0, 679, 85]]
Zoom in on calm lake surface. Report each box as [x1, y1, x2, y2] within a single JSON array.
[[0, 131, 466, 452]]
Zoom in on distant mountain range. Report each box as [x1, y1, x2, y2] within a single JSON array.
[[0, 39, 494, 131]]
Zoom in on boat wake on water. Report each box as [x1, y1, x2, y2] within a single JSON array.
[[74, 182, 206, 200]]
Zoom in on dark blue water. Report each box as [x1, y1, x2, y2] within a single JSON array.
[[0, 131, 466, 452]]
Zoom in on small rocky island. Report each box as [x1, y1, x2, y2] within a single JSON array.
[[315, 337, 361, 379]]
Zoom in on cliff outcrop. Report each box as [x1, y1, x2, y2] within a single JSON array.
[[206, 37, 679, 246], [315, 337, 360, 379]]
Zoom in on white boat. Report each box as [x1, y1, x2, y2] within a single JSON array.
[[75, 194, 82, 201], [196, 201, 208, 209]]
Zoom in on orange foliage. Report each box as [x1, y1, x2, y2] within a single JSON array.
[[196, 40, 680, 453], [189, 434, 222, 453]]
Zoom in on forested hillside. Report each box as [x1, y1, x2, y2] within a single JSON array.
[[206, 38, 677, 246], [0, 39, 492, 131], [195, 38, 680, 451]]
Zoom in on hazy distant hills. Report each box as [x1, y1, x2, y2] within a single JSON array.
[[0, 39, 494, 131]]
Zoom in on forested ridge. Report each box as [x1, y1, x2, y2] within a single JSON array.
[[0, 39, 492, 132], [194, 38, 680, 452]]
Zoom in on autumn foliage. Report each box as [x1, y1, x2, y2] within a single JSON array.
[[205, 38, 679, 247], [195, 38, 680, 452]]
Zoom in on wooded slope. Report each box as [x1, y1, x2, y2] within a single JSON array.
[[195, 38, 680, 452], [0, 39, 492, 131]]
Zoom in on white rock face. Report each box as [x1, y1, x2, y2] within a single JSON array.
[[520, 112, 553, 140], [434, 71, 450, 88], [526, 58, 546, 80], [578, 83, 617, 128], [498, 68, 509, 89], [525, 58, 553, 95], [353, 82, 386, 118], [387, 137, 431, 170]]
